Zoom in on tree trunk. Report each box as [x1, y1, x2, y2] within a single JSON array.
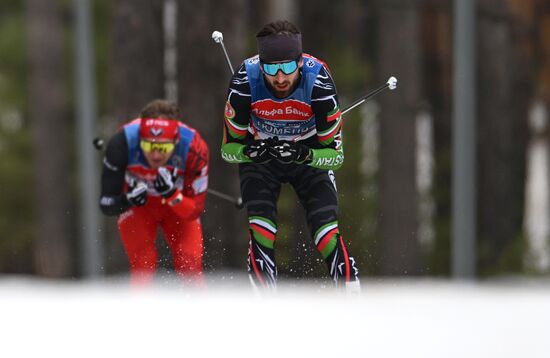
[[476, 0, 532, 274], [537, 0, 550, 104], [375, 0, 423, 275], [298, 0, 336, 59], [111, 0, 164, 123], [420, 0, 453, 274], [25, 0, 71, 277]]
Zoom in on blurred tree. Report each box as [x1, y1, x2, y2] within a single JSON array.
[[375, 0, 423, 275], [107, 0, 165, 273], [91, 0, 114, 121], [177, 0, 249, 273], [111, 0, 164, 122], [0, 1, 34, 273], [25, 0, 72, 276], [537, 1, 550, 103], [420, 0, 538, 277], [298, 0, 333, 59], [249, 0, 271, 34], [476, 0, 532, 274], [421, 0, 453, 275], [534, 0, 550, 273]]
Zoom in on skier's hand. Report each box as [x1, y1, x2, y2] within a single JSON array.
[[154, 166, 178, 198], [126, 178, 148, 206], [243, 138, 278, 164], [273, 140, 312, 164]]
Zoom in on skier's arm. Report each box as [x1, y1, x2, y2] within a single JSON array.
[[99, 131, 132, 216], [165, 132, 209, 221], [221, 63, 253, 164], [308, 65, 344, 170]]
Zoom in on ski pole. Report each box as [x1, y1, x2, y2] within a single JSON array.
[[292, 76, 398, 142], [207, 188, 243, 209], [341, 76, 397, 115], [211, 31, 234, 75], [92, 138, 244, 209]]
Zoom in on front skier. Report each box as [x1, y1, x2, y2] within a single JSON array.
[[221, 20, 359, 291]]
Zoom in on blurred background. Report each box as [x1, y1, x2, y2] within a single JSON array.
[[1, 0, 550, 284]]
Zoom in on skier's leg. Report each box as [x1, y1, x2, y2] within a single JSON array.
[[161, 216, 204, 284], [247, 216, 278, 289], [291, 168, 359, 288], [239, 163, 281, 289], [117, 207, 159, 285]]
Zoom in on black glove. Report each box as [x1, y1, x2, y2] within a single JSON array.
[[126, 178, 148, 206], [273, 140, 312, 164], [243, 138, 278, 164], [154, 166, 178, 198]]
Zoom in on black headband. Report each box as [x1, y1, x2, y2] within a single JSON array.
[[257, 33, 302, 62]]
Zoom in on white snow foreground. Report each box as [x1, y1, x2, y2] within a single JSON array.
[[1, 277, 550, 358]]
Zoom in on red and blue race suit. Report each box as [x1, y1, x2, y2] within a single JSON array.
[[100, 119, 209, 284]]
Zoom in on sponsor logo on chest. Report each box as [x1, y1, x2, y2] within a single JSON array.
[[251, 99, 313, 121]]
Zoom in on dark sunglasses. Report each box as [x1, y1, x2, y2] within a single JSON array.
[[261, 60, 299, 76]]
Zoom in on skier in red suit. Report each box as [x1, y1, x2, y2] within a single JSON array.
[[99, 99, 209, 285]]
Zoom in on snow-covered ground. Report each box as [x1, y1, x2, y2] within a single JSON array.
[[1, 276, 549, 358]]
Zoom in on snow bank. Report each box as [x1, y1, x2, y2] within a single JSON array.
[[1, 277, 549, 357]]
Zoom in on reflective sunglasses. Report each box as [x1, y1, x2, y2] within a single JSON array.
[[140, 140, 175, 153], [261, 60, 298, 76]]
